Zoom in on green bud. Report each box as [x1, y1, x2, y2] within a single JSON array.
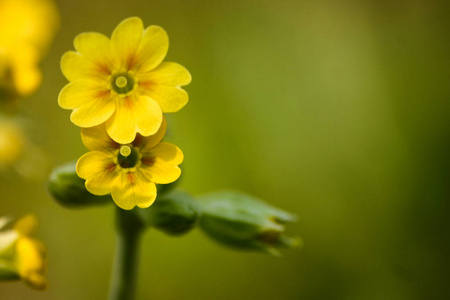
[[138, 190, 199, 235], [47, 161, 111, 208], [0, 219, 20, 281], [0, 265, 19, 281], [197, 191, 300, 256]]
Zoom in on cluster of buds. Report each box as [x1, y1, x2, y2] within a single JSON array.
[[49, 163, 299, 255]]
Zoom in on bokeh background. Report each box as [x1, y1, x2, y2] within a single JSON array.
[[1, 0, 450, 299]]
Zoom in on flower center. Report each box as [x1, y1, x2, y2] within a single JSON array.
[[117, 145, 140, 168], [120, 145, 132, 157], [111, 73, 135, 94], [115, 76, 128, 88]]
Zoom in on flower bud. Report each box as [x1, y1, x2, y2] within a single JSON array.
[[47, 161, 111, 208], [138, 190, 199, 235], [197, 191, 300, 256]]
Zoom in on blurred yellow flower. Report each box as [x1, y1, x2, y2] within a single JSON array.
[[0, 119, 26, 168], [0, 43, 41, 98], [0, 215, 47, 290], [0, 117, 47, 178], [76, 118, 183, 210], [59, 17, 191, 144], [0, 0, 59, 53], [0, 0, 59, 97]]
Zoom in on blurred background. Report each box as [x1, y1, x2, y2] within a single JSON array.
[[1, 0, 450, 299]]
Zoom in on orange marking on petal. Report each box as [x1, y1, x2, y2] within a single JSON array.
[[110, 140, 120, 149], [132, 134, 143, 147], [96, 90, 110, 99], [124, 96, 134, 108], [96, 63, 111, 75], [139, 81, 153, 89], [127, 172, 136, 184], [106, 163, 117, 173], [127, 54, 138, 70], [142, 156, 155, 166]]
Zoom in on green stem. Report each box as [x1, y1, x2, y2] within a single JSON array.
[[108, 207, 145, 300]]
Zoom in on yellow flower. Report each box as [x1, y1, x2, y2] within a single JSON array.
[[76, 118, 183, 210], [0, 0, 59, 97], [59, 17, 191, 144], [0, 215, 47, 290]]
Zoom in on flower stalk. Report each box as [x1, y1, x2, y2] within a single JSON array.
[[109, 207, 145, 300]]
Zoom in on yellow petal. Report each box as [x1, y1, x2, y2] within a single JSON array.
[[23, 272, 47, 290], [13, 215, 38, 237], [133, 117, 167, 150], [140, 142, 183, 184], [138, 84, 188, 113], [71, 103, 115, 128], [105, 95, 162, 144], [146, 142, 184, 164], [74, 32, 113, 70], [111, 171, 157, 210], [142, 163, 181, 185], [110, 17, 144, 70], [58, 79, 110, 109], [139, 62, 191, 86], [105, 98, 135, 144], [76, 151, 115, 182], [133, 95, 163, 137], [61, 51, 110, 82], [77, 150, 118, 196], [134, 25, 169, 73], [85, 165, 119, 196], [67, 86, 116, 128], [81, 125, 118, 153], [16, 237, 47, 290]]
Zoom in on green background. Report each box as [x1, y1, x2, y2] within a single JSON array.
[[1, 0, 450, 299]]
